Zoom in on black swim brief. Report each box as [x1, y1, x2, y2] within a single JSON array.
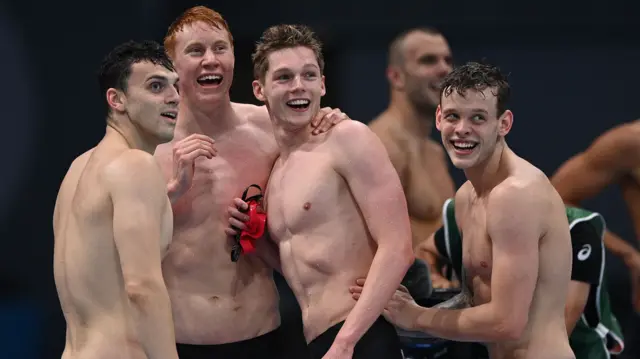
[[176, 328, 282, 359], [307, 316, 403, 359]]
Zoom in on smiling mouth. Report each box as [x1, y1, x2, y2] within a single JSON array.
[[286, 99, 310, 111], [450, 140, 477, 152], [161, 112, 177, 120], [197, 74, 222, 86]]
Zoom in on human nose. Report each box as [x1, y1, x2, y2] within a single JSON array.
[[166, 86, 179, 105], [201, 49, 220, 67], [454, 119, 471, 136], [290, 75, 304, 92]]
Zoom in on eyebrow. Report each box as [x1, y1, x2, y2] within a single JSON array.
[[146, 74, 179, 85], [442, 108, 489, 114], [145, 75, 169, 83], [272, 64, 320, 73], [184, 39, 229, 48]]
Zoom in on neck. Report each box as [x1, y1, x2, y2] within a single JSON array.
[[388, 90, 435, 137], [271, 115, 312, 159], [106, 115, 159, 154], [174, 94, 238, 138], [464, 140, 510, 196]]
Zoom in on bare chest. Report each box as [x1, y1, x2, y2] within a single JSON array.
[[404, 140, 455, 220], [459, 202, 493, 288], [157, 132, 278, 226], [266, 153, 344, 240]]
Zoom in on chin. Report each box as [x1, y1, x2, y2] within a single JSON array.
[[195, 90, 227, 105], [447, 150, 478, 170], [450, 158, 474, 170]]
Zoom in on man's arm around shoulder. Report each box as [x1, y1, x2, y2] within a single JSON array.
[[102, 150, 178, 359], [331, 121, 414, 348], [410, 183, 542, 342]]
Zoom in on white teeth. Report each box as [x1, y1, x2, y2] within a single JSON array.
[[161, 112, 177, 119], [287, 99, 310, 105], [453, 141, 475, 149], [198, 74, 222, 81]]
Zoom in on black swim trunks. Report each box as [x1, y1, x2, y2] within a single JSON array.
[[176, 328, 282, 359], [307, 316, 403, 359]]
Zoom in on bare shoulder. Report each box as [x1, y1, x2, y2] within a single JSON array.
[[57, 148, 96, 196], [330, 120, 377, 144], [71, 148, 95, 168], [233, 102, 271, 131], [54, 148, 96, 215], [488, 167, 552, 230], [101, 149, 163, 188]]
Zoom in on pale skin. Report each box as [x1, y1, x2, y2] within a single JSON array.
[[417, 230, 590, 335], [228, 45, 413, 359], [369, 30, 456, 249], [551, 120, 640, 313], [154, 21, 349, 344], [53, 62, 214, 359], [353, 88, 575, 359]]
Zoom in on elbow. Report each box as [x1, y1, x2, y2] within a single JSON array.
[[386, 237, 415, 272], [493, 314, 527, 341], [375, 230, 414, 272], [124, 279, 166, 306]]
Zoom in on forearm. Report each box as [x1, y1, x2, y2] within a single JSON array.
[[414, 303, 511, 342], [434, 285, 472, 310], [336, 246, 412, 346], [127, 281, 179, 359]]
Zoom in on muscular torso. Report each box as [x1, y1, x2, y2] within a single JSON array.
[[155, 103, 281, 344], [265, 135, 375, 343], [456, 158, 574, 359], [370, 115, 455, 249], [53, 143, 173, 359]]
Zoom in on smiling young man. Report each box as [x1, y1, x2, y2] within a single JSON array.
[[227, 24, 414, 359], [353, 62, 575, 359], [153, 6, 350, 359]]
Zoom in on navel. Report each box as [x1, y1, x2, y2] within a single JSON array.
[[480, 261, 488, 268]]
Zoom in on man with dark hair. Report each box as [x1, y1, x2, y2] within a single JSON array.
[[228, 24, 413, 359], [53, 40, 213, 359], [352, 61, 575, 359], [419, 199, 625, 358]]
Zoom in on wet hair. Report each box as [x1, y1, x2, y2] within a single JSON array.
[[164, 6, 233, 59], [97, 40, 174, 116], [251, 24, 324, 82], [388, 27, 443, 67], [440, 61, 510, 116]]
